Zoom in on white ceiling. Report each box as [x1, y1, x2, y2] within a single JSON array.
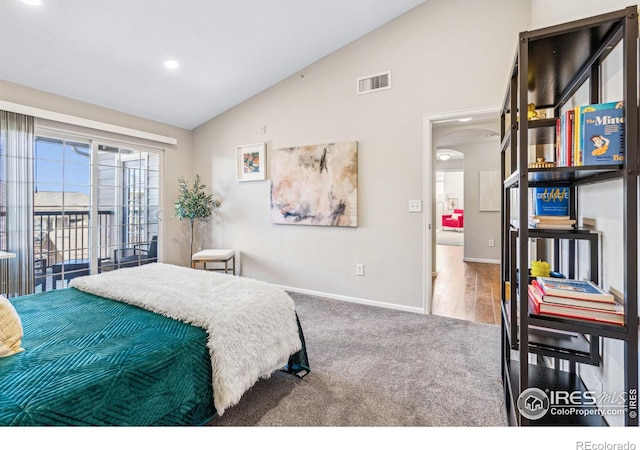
[[0, 0, 427, 130]]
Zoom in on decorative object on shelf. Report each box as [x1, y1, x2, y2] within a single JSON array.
[[528, 157, 555, 168], [269, 141, 358, 227], [446, 197, 458, 210], [174, 174, 222, 259], [236, 142, 267, 182], [530, 260, 551, 278], [527, 103, 547, 120]]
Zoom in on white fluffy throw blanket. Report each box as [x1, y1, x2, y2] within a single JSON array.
[[70, 263, 302, 415]]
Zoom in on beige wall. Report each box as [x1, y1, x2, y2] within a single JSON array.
[[192, 0, 531, 311], [0, 79, 195, 267], [460, 140, 502, 263], [531, 0, 633, 28]]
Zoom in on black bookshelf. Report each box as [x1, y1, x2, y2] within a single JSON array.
[[500, 6, 639, 427]]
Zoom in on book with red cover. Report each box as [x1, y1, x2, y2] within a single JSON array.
[[528, 285, 624, 325], [565, 109, 574, 166]]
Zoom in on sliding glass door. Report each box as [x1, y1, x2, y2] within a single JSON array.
[[34, 137, 91, 291], [95, 143, 160, 274], [33, 136, 162, 292]]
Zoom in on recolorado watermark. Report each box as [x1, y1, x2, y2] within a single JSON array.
[[576, 442, 636, 450], [516, 387, 638, 421]]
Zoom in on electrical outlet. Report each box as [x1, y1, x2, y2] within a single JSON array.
[[408, 200, 422, 212], [356, 264, 364, 276], [489, 239, 495, 247]]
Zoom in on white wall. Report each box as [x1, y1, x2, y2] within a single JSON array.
[[0, 80, 195, 267], [443, 171, 464, 212], [192, 0, 531, 311]]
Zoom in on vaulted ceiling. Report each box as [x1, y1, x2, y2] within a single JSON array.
[[0, 0, 427, 129]]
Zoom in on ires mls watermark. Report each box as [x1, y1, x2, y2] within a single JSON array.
[[516, 387, 638, 421]]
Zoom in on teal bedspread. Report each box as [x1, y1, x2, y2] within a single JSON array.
[[0, 288, 309, 426]]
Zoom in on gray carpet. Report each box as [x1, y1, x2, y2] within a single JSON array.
[[209, 292, 507, 427], [436, 229, 464, 246]]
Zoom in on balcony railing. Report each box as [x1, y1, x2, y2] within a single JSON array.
[[34, 210, 113, 291], [33, 210, 158, 292]]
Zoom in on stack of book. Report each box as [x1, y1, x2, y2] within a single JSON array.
[[529, 215, 576, 230], [555, 100, 624, 167], [528, 277, 624, 325]]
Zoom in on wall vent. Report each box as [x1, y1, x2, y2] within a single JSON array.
[[357, 70, 391, 95]]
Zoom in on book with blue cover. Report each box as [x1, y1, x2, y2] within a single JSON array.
[[534, 187, 569, 216], [581, 101, 624, 166], [536, 277, 614, 302]]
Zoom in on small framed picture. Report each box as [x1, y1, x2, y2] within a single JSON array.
[[447, 197, 458, 210], [237, 142, 266, 182]]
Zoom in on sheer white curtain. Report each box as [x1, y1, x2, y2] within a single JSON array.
[[0, 111, 34, 296]]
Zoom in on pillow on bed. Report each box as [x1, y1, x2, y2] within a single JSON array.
[[0, 295, 24, 357]]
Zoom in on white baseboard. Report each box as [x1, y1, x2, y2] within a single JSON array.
[[279, 285, 425, 315], [462, 257, 500, 264]]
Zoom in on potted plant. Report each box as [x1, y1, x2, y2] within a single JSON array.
[[174, 174, 222, 259]]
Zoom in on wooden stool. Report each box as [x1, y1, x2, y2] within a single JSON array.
[[191, 249, 236, 274]]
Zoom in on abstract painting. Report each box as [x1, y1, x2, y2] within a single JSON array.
[[237, 142, 266, 181], [270, 141, 358, 227]]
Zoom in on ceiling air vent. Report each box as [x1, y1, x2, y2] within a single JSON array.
[[357, 70, 391, 95]]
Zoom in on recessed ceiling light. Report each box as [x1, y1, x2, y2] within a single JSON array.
[[164, 59, 180, 69], [438, 153, 451, 161], [458, 117, 472, 122], [21, 0, 42, 5]]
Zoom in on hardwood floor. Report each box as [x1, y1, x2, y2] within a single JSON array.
[[432, 244, 501, 325]]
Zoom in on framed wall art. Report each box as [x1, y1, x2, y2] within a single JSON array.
[[269, 141, 358, 227], [237, 142, 266, 182], [479, 170, 500, 211]]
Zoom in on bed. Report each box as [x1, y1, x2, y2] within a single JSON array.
[[0, 263, 310, 426]]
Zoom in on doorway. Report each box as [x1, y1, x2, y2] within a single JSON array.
[[423, 107, 502, 323], [435, 150, 464, 247]]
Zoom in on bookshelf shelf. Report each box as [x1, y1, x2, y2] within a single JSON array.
[[501, 303, 600, 365], [528, 315, 629, 340], [504, 166, 623, 189], [505, 364, 608, 426], [500, 6, 638, 427]]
